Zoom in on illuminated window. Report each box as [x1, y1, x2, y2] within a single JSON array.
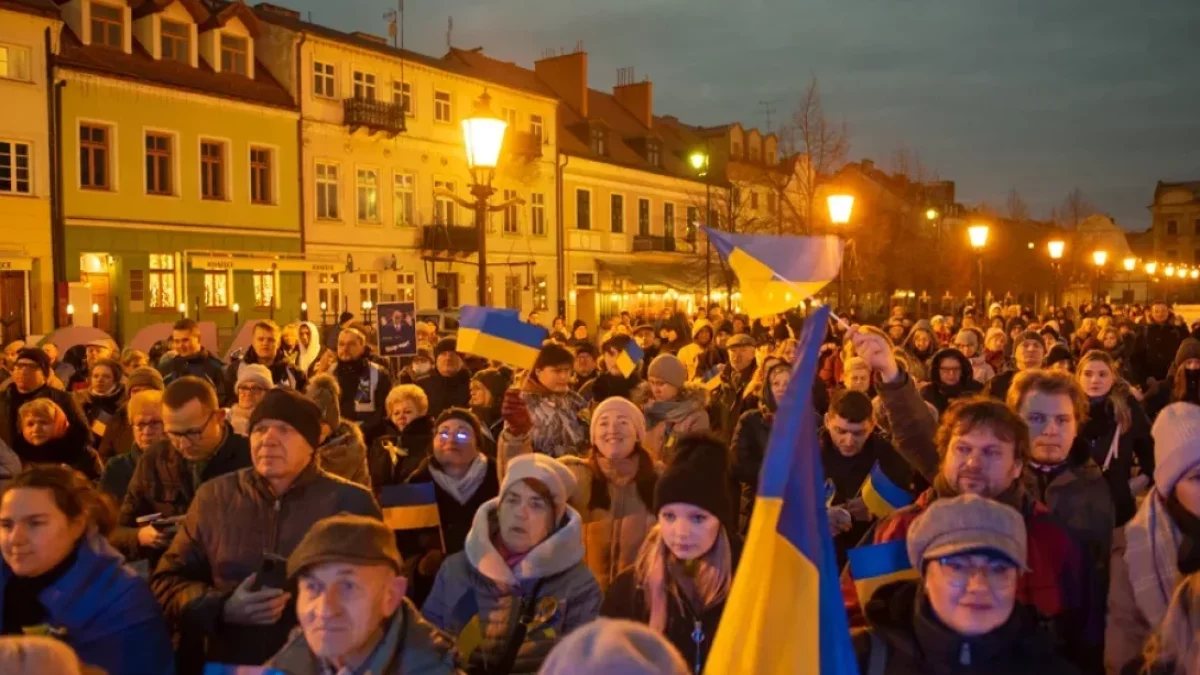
[[0, 44, 32, 81], [316, 162, 339, 219], [203, 272, 228, 308], [394, 173, 415, 226], [392, 80, 413, 115], [502, 189, 518, 234], [147, 253, 176, 309], [318, 273, 340, 314], [434, 180, 456, 226], [530, 115, 543, 142], [396, 272, 415, 303], [359, 272, 379, 306], [253, 271, 274, 308], [533, 275, 548, 311], [357, 168, 379, 222]]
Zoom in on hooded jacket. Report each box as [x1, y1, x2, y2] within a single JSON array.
[[421, 500, 602, 674], [918, 349, 983, 414], [903, 322, 938, 379], [644, 383, 711, 465], [676, 320, 714, 380], [297, 321, 322, 373], [731, 372, 786, 533], [1136, 315, 1188, 385]]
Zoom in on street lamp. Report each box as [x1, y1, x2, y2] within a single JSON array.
[[827, 194, 854, 310], [968, 224, 990, 309], [926, 208, 944, 297], [1122, 257, 1137, 299], [232, 302, 240, 326], [462, 90, 508, 306], [301, 300, 308, 322], [361, 299, 374, 323], [90, 303, 99, 328], [66, 303, 74, 327], [1092, 250, 1108, 304], [1146, 261, 1158, 276], [1047, 239, 1065, 310], [319, 300, 329, 327], [925, 208, 938, 221], [178, 302, 187, 320], [691, 149, 713, 307]]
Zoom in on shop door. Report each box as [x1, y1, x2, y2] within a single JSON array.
[[0, 272, 24, 343], [84, 273, 112, 334]]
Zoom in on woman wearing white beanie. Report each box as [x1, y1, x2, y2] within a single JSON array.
[[1107, 402, 1200, 674]]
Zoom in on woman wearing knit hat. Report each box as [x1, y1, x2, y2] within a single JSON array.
[[983, 327, 1008, 377], [643, 354, 711, 465], [225, 363, 273, 437], [1107, 402, 1200, 673], [498, 343, 589, 465], [602, 434, 740, 674], [73, 357, 126, 452], [422, 453, 601, 674], [305, 374, 371, 487], [538, 618, 687, 675]]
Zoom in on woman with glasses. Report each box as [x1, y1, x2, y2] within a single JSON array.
[[855, 494, 1078, 675], [99, 390, 166, 503], [226, 364, 272, 436]]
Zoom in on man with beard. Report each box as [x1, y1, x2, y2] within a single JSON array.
[[332, 324, 392, 428]]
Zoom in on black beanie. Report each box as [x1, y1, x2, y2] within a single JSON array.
[[15, 347, 51, 376], [248, 388, 323, 450], [435, 407, 483, 442], [533, 343, 574, 371], [654, 433, 733, 528], [434, 337, 458, 357], [1045, 344, 1073, 370]]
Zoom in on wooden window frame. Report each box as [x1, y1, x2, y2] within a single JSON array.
[[90, 2, 125, 50], [249, 146, 273, 205], [160, 20, 189, 63], [0, 140, 32, 195], [315, 161, 340, 220], [220, 33, 248, 75], [145, 131, 173, 196], [199, 139, 225, 200], [80, 123, 112, 190]]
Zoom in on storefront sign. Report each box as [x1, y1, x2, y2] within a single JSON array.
[[0, 257, 33, 271], [189, 255, 338, 273]]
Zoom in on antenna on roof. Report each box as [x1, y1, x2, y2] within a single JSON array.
[[447, 16, 454, 50], [758, 99, 778, 132], [575, 40, 583, 53], [616, 67, 634, 87]]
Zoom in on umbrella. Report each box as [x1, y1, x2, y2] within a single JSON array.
[[130, 322, 219, 355], [36, 326, 115, 354]]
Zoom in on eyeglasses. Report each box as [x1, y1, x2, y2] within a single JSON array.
[[935, 557, 1018, 590], [437, 430, 472, 444], [133, 420, 164, 432], [12, 362, 41, 371], [237, 385, 268, 395], [166, 411, 215, 444]]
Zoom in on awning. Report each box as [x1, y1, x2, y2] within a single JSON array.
[[595, 259, 712, 293]]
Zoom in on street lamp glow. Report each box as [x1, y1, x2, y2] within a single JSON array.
[[689, 151, 709, 176], [827, 194, 854, 225], [1166, 264, 1176, 277], [1047, 240, 1065, 260], [66, 304, 74, 315], [1123, 257, 1136, 272], [1092, 250, 1108, 267], [178, 302, 186, 315], [361, 300, 372, 310], [301, 301, 308, 312], [320, 301, 327, 311], [1146, 261, 1158, 275], [1027, 242, 1035, 250], [1181, 267, 1191, 279], [461, 91, 507, 170], [232, 303, 240, 313], [91, 303, 99, 315], [968, 224, 989, 250], [925, 208, 938, 221], [1192, 269, 1200, 280]]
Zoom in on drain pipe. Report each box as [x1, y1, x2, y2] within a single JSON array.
[[555, 152, 569, 320]]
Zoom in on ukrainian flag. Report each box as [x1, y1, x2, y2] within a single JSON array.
[[701, 365, 723, 392], [614, 340, 644, 378], [860, 462, 914, 520], [703, 227, 843, 319], [452, 590, 484, 661], [456, 305, 547, 370], [847, 540, 919, 606], [704, 305, 859, 675], [379, 483, 441, 531]]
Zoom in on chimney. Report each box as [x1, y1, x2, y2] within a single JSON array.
[[254, 2, 301, 20], [534, 48, 588, 117], [613, 67, 652, 128]]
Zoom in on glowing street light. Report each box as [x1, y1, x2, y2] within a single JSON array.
[[968, 224, 990, 307], [826, 194, 854, 309], [1092, 250, 1108, 267], [1146, 261, 1158, 276], [1046, 240, 1065, 308], [925, 208, 938, 221], [1048, 240, 1065, 260], [462, 90, 509, 306], [689, 151, 709, 176], [1167, 264, 1177, 277]]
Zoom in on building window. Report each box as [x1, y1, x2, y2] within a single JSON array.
[[434, 180, 456, 225], [396, 272, 416, 303], [590, 128, 606, 156], [315, 162, 340, 219], [435, 272, 458, 309], [750, 191, 759, 210], [530, 114, 543, 142], [356, 168, 379, 222], [434, 91, 452, 122], [359, 272, 380, 307], [160, 20, 189, 63], [145, 132, 172, 196], [686, 206, 698, 241], [750, 144, 760, 162], [0, 44, 32, 81], [200, 140, 225, 200], [318, 273, 340, 314], [664, 203, 675, 243], [313, 61, 335, 98], [501, 107, 517, 128], [505, 275, 522, 310], [576, 189, 591, 230], [147, 253, 176, 309], [394, 173, 415, 226], [1168, 220, 1178, 235], [502, 189, 519, 234], [0, 141, 31, 195], [638, 198, 650, 236], [533, 276, 548, 311], [611, 194, 624, 234], [203, 271, 228, 308], [531, 192, 546, 236], [732, 141, 741, 158], [392, 81, 412, 115], [91, 3, 124, 49], [253, 271, 275, 308], [647, 141, 660, 167], [250, 146, 272, 204], [352, 71, 376, 101], [220, 34, 248, 75], [80, 124, 110, 190], [767, 191, 776, 213]]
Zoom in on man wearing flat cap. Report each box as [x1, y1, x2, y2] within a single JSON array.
[[152, 388, 382, 673], [266, 514, 460, 674]]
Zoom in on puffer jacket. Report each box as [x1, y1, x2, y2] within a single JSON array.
[[150, 463, 381, 669], [420, 368, 472, 419], [368, 415, 435, 491], [267, 597, 457, 675], [560, 450, 659, 592], [644, 383, 711, 465], [422, 500, 601, 675], [0, 533, 175, 675], [918, 349, 983, 414], [316, 420, 372, 488]]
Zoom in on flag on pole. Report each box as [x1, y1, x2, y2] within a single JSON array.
[[847, 540, 919, 606], [702, 227, 843, 319], [614, 340, 645, 378], [456, 305, 546, 369], [703, 305, 859, 675]]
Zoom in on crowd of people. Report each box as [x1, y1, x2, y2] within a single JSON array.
[[0, 296, 1198, 674]]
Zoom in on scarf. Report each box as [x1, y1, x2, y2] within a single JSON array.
[[644, 390, 704, 428], [596, 454, 639, 486], [429, 454, 489, 505], [1124, 491, 1182, 626]]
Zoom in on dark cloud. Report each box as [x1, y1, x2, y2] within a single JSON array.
[[290, 0, 1200, 229]]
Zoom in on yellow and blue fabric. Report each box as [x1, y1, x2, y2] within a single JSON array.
[[456, 305, 547, 370], [860, 462, 914, 519], [701, 365, 723, 392], [704, 305, 859, 675], [615, 340, 644, 377], [379, 483, 441, 531], [452, 591, 484, 661], [847, 540, 920, 606], [702, 227, 843, 319]]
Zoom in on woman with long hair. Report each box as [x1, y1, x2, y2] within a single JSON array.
[[1136, 572, 1200, 675], [602, 434, 738, 674]]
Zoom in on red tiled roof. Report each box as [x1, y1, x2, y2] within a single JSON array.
[[0, 0, 59, 18]]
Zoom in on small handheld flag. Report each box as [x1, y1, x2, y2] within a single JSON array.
[[701, 365, 723, 392], [615, 340, 645, 378], [457, 305, 547, 370], [703, 227, 843, 319], [379, 483, 441, 531], [847, 540, 919, 606], [860, 462, 914, 520], [452, 591, 484, 661]]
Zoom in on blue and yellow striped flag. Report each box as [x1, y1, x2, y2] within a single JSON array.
[[457, 305, 547, 370], [860, 462, 914, 520], [452, 590, 484, 661], [614, 340, 644, 378], [379, 483, 440, 531], [704, 305, 859, 675], [701, 365, 723, 392], [847, 540, 919, 607], [703, 227, 843, 319]]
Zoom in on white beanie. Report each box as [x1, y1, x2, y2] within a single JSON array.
[[237, 363, 273, 390], [590, 396, 646, 448], [1152, 403, 1200, 496], [537, 618, 687, 675], [502, 454, 578, 521]]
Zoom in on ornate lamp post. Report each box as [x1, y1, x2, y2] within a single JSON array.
[[1092, 250, 1108, 304], [1047, 239, 1065, 309], [462, 91, 508, 306], [827, 194, 854, 310], [968, 224, 990, 310]]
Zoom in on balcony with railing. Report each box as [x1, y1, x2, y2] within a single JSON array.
[[632, 234, 696, 253], [343, 97, 407, 136], [507, 131, 543, 159], [421, 225, 479, 255]]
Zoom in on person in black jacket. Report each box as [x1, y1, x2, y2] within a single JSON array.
[[221, 320, 306, 404], [0, 348, 93, 472], [987, 331, 1045, 401], [583, 334, 645, 405], [332, 323, 392, 428], [419, 337, 470, 420], [469, 367, 507, 446], [731, 361, 789, 534], [1135, 301, 1189, 387], [366, 384, 435, 492], [159, 319, 227, 390], [73, 357, 127, 450], [920, 349, 982, 415]]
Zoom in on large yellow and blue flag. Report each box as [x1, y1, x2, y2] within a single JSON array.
[[702, 227, 843, 319], [614, 340, 644, 378], [456, 305, 547, 370], [860, 461, 915, 520], [846, 540, 919, 607], [704, 304, 859, 675]]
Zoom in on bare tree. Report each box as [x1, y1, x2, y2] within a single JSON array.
[[1054, 187, 1095, 230], [777, 75, 850, 233], [1005, 188, 1030, 223]]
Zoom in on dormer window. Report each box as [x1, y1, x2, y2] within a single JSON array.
[[161, 20, 190, 63], [590, 128, 607, 156], [91, 3, 125, 49], [646, 140, 661, 167], [220, 34, 248, 75]]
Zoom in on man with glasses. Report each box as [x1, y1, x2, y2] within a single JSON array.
[[113, 376, 250, 565], [159, 318, 227, 390], [223, 320, 306, 405], [0, 347, 90, 461], [152, 388, 380, 670]]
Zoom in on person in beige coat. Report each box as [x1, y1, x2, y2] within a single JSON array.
[[643, 354, 710, 465]]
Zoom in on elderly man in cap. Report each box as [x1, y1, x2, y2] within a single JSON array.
[[707, 333, 758, 437], [152, 387, 381, 672], [0, 347, 90, 461], [265, 514, 458, 674], [67, 338, 115, 391]]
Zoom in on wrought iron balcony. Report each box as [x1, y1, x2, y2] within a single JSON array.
[[421, 225, 479, 255], [343, 97, 406, 136], [633, 234, 695, 253], [507, 131, 543, 159]]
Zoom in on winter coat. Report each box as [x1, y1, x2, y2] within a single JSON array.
[[918, 349, 983, 414], [856, 580, 1080, 675], [0, 436, 20, 488], [368, 415, 435, 492], [0, 533, 175, 675], [421, 500, 602, 674], [1135, 318, 1188, 385], [583, 371, 645, 406], [75, 385, 127, 449], [266, 597, 458, 675], [1079, 393, 1155, 526], [150, 463, 381, 669], [644, 384, 711, 465], [221, 350, 306, 405], [0, 382, 95, 474], [707, 362, 757, 438], [676, 320, 713, 380], [97, 401, 134, 462], [100, 446, 142, 503], [732, 404, 772, 535], [420, 369, 472, 420], [158, 349, 227, 390], [316, 420, 372, 488], [968, 353, 996, 385], [333, 356, 393, 427], [986, 369, 1019, 402], [561, 451, 659, 592], [821, 429, 913, 569]]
